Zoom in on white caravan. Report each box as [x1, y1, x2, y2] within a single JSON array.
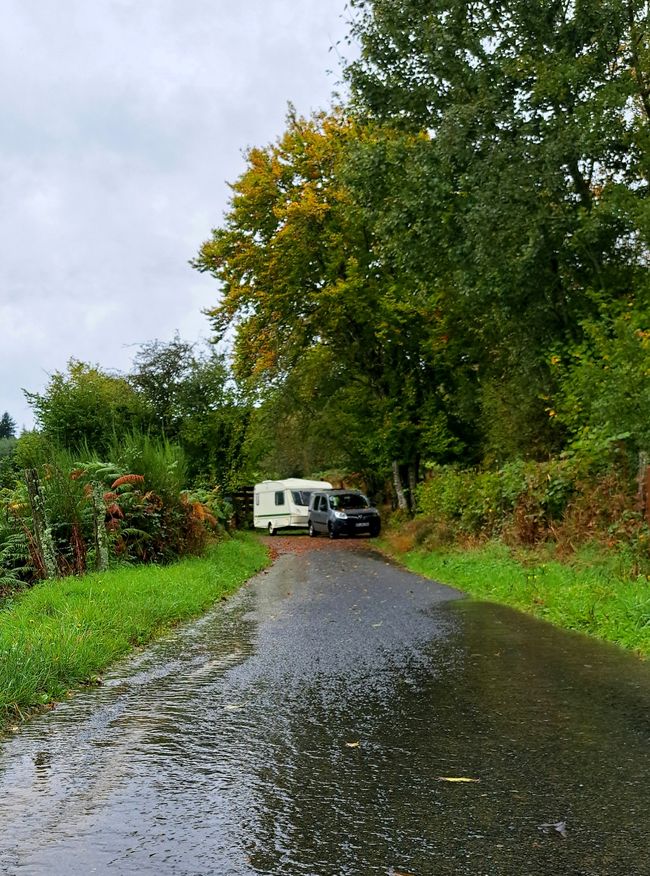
[[254, 478, 332, 535]]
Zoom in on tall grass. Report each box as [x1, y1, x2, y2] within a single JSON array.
[[390, 541, 650, 657], [107, 432, 188, 503], [0, 533, 269, 730]]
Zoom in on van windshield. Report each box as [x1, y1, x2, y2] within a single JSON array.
[[329, 493, 369, 510], [291, 491, 312, 507]]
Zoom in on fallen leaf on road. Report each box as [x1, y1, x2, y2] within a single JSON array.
[[538, 820, 568, 838], [437, 776, 480, 783], [345, 741, 360, 748]]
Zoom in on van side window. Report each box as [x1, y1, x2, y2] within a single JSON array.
[[319, 496, 327, 511], [275, 491, 285, 506]]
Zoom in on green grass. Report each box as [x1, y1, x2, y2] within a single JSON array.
[[0, 533, 269, 731], [384, 540, 650, 658]]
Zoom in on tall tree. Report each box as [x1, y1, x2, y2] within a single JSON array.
[[194, 112, 462, 503], [0, 412, 16, 439], [346, 0, 649, 460], [130, 334, 198, 437], [130, 336, 248, 485]]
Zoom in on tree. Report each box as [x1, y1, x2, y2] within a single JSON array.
[[345, 0, 649, 460], [130, 334, 199, 437], [0, 412, 16, 439], [193, 111, 462, 504], [130, 336, 249, 486], [24, 360, 147, 454]]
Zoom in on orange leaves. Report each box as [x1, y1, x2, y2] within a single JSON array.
[[193, 111, 363, 386], [111, 474, 145, 490]]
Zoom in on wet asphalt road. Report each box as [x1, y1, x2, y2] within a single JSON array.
[[1, 539, 650, 875]]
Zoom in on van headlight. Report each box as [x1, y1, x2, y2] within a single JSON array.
[[333, 511, 348, 519]]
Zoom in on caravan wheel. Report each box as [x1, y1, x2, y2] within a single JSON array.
[[268, 522, 276, 536]]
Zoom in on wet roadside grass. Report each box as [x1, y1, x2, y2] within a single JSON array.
[[0, 533, 269, 733], [384, 540, 650, 658]]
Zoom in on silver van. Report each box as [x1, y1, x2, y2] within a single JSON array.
[[307, 489, 381, 539]]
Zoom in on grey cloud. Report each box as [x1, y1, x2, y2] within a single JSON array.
[[1, 0, 352, 428]]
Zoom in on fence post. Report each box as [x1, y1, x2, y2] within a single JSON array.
[[24, 468, 58, 579], [92, 482, 109, 571]]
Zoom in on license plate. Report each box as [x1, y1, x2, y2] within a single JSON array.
[[356, 521, 370, 528]]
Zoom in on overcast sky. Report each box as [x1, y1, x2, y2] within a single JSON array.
[[0, 0, 353, 430]]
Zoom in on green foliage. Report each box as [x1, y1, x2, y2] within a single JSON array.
[[194, 111, 462, 483], [0, 435, 227, 589], [0, 438, 18, 489], [416, 459, 584, 542], [0, 438, 16, 460], [393, 542, 650, 657], [556, 302, 650, 456], [22, 342, 250, 489], [343, 0, 648, 464], [0, 412, 16, 440], [108, 432, 187, 504], [130, 334, 198, 436], [25, 360, 147, 455], [193, 1, 648, 487], [12, 431, 50, 470]]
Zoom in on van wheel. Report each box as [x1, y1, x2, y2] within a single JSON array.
[[308, 521, 317, 538], [268, 522, 275, 536], [328, 524, 337, 540]]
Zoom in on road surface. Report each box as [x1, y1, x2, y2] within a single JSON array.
[[0, 538, 649, 874]]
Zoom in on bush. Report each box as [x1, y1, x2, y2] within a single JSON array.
[[414, 455, 639, 553], [0, 436, 225, 589]]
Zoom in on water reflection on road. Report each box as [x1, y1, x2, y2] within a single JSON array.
[[0, 546, 649, 875]]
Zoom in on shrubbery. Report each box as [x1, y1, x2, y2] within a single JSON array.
[[0, 435, 232, 593], [410, 449, 644, 562]]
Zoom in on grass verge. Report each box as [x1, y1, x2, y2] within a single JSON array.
[[380, 539, 650, 658], [0, 533, 269, 732]]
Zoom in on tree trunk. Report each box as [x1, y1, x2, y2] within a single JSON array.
[[24, 468, 58, 579], [392, 460, 408, 512], [407, 460, 419, 513], [637, 451, 650, 525]]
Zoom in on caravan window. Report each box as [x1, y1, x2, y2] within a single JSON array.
[[275, 491, 285, 506], [291, 490, 312, 506]]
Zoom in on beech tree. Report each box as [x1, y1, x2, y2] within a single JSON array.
[[194, 112, 462, 505], [195, 0, 649, 486]]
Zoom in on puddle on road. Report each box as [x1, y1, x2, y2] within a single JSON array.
[[0, 550, 649, 875]]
